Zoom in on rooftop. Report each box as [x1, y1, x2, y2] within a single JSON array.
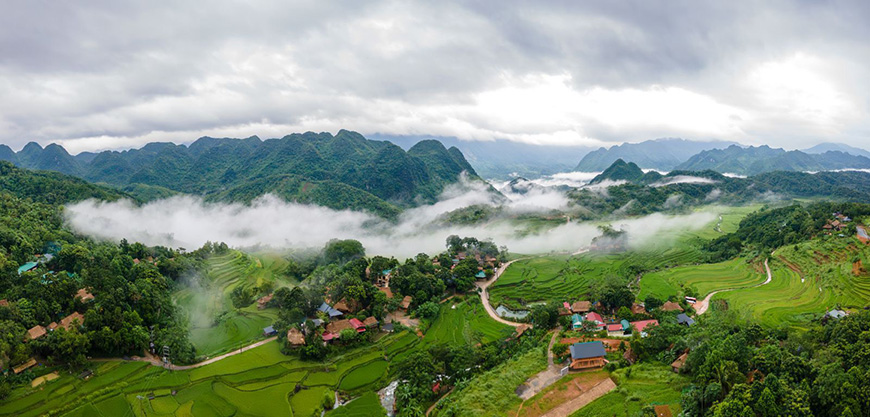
[[569, 341, 606, 360]]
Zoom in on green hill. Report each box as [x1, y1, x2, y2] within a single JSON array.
[[3, 130, 481, 217], [675, 145, 870, 175]]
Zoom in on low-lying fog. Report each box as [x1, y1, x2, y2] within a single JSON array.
[[66, 175, 716, 257]]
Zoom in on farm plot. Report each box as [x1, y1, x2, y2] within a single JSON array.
[[423, 295, 513, 346], [327, 392, 387, 416], [0, 332, 419, 417], [717, 237, 870, 327], [639, 258, 765, 300], [570, 364, 688, 417], [175, 250, 293, 357]]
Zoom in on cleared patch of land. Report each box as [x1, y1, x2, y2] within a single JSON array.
[[569, 364, 688, 417]]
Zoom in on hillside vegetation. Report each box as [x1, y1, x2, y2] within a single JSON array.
[[0, 131, 481, 217]]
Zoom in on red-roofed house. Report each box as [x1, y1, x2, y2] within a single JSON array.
[[631, 319, 659, 336], [349, 318, 366, 333], [563, 302, 571, 311], [322, 332, 338, 342], [584, 312, 603, 324]]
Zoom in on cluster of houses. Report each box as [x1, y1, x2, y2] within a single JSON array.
[[823, 212, 852, 233], [270, 300, 398, 347], [562, 298, 693, 340], [2, 288, 94, 374]]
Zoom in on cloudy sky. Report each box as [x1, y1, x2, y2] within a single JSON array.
[[2, 1, 869, 153]]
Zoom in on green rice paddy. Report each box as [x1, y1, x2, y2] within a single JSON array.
[[0, 331, 421, 417], [423, 295, 514, 346], [638, 258, 766, 300], [174, 251, 295, 357]]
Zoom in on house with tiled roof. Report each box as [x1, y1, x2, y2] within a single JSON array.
[[572, 301, 591, 313], [75, 288, 95, 303], [26, 325, 46, 341], [631, 319, 659, 337], [660, 301, 683, 312], [59, 312, 85, 330]]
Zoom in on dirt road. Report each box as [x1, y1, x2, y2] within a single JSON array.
[[538, 378, 616, 417], [695, 257, 772, 315], [517, 329, 562, 400]]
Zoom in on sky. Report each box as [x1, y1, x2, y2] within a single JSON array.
[[2, 1, 869, 154]]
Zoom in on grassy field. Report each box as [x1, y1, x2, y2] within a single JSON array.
[[715, 235, 870, 327], [570, 363, 689, 417], [638, 258, 766, 300], [174, 250, 295, 357], [423, 295, 514, 346], [327, 392, 386, 416], [0, 330, 423, 417]]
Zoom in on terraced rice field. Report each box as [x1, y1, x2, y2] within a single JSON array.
[[174, 251, 295, 356], [490, 246, 705, 309], [423, 295, 513, 346], [0, 332, 420, 417], [715, 237, 870, 327], [327, 392, 386, 416], [639, 258, 766, 300]]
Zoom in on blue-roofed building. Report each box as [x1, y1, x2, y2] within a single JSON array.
[[263, 326, 277, 336], [676, 313, 695, 326], [382, 269, 392, 276], [317, 302, 343, 318], [475, 271, 487, 279], [18, 262, 38, 275], [569, 341, 606, 370], [571, 314, 584, 330]]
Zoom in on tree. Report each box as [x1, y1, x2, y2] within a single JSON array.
[[644, 295, 663, 311], [415, 301, 439, 320], [322, 239, 365, 265], [530, 303, 559, 329]]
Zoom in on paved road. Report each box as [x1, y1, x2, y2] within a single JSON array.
[[539, 378, 617, 417], [475, 258, 528, 327], [696, 257, 772, 315], [517, 329, 563, 400]]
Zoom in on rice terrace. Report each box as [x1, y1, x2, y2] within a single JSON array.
[[4, 3, 870, 415]]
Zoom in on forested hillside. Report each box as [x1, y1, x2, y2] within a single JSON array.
[[575, 138, 737, 171], [675, 145, 870, 175], [0, 131, 480, 217]]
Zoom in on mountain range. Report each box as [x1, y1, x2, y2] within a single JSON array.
[[0, 130, 479, 218], [674, 145, 870, 176], [574, 138, 738, 172]]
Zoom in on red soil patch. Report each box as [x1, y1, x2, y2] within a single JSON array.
[[514, 372, 611, 417], [854, 260, 865, 276]]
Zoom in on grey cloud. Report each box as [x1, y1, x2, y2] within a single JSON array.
[[1, 1, 870, 151]]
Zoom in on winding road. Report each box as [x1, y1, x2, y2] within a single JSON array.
[[475, 258, 528, 327], [695, 257, 772, 315]]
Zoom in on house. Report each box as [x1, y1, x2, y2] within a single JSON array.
[[378, 287, 394, 299], [12, 358, 37, 374], [348, 318, 366, 333], [676, 313, 695, 326], [287, 328, 305, 346], [48, 322, 58, 331], [317, 302, 343, 318], [631, 319, 659, 337], [568, 341, 607, 370], [75, 288, 95, 303], [334, 299, 353, 313], [26, 325, 47, 341], [572, 301, 591, 313], [326, 319, 354, 335], [59, 312, 85, 330], [363, 316, 379, 328], [684, 296, 697, 304], [671, 351, 689, 373], [660, 301, 683, 312], [400, 296, 412, 311], [826, 309, 848, 319], [654, 405, 673, 417], [322, 332, 339, 342], [571, 314, 584, 331], [584, 312, 604, 326], [256, 293, 273, 310], [631, 303, 646, 315], [381, 323, 394, 333], [263, 326, 277, 336], [475, 271, 487, 279], [0, 299, 8, 308], [606, 323, 624, 336], [18, 262, 38, 275]]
